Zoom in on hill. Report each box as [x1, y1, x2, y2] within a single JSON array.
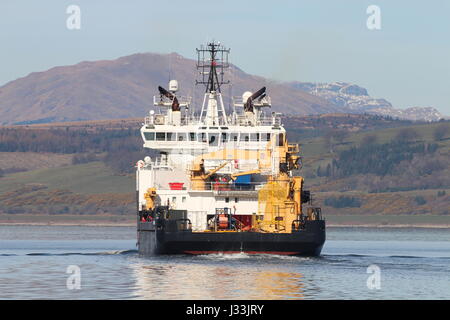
[[298, 121, 450, 216], [1, 52, 446, 126]]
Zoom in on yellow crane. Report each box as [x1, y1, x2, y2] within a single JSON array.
[[230, 169, 261, 181], [190, 160, 229, 190]]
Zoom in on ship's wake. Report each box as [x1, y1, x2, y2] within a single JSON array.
[[193, 252, 312, 262]]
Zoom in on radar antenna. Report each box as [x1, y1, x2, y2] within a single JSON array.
[[196, 42, 230, 93], [196, 41, 230, 125]]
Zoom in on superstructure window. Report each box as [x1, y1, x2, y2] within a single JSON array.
[[278, 133, 284, 146], [263, 133, 271, 141], [189, 132, 195, 141], [198, 132, 207, 143], [144, 132, 155, 141], [209, 134, 219, 146], [240, 134, 249, 142], [221, 133, 228, 143], [177, 133, 186, 141], [156, 132, 165, 141], [230, 133, 239, 142], [250, 133, 259, 141], [167, 133, 176, 141]]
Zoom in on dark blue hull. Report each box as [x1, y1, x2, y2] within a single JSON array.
[[137, 220, 325, 256]]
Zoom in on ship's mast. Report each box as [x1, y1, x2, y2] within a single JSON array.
[[196, 41, 230, 125]]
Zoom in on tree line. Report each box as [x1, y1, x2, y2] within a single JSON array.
[[330, 141, 439, 178], [0, 127, 140, 153], [0, 127, 155, 174]]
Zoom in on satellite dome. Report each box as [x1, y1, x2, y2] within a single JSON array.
[[169, 80, 178, 92], [242, 91, 252, 103]]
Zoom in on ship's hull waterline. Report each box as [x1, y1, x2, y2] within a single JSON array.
[[138, 220, 325, 256]]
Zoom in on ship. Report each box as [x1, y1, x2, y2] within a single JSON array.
[[136, 41, 325, 256]]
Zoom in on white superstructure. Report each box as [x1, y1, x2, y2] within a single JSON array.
[[136, 42, 301, 232]]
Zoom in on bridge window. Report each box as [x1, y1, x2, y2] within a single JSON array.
[[144, 132, 155, 141], [197, 132, 207, 143], [221, 133, 228, 143], [156, 132, 165, 141], [240, 133, 249, 142], [263, 133, 271, 141], [230, 133, 239, 142], [209, 134, 219, 146], [167, 133, 177, 141]]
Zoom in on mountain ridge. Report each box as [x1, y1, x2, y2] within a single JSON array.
[[290, 81, 445, 122], [0, 52, 444, 125]]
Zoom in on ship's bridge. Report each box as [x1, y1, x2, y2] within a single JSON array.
[[139, 72, 296, 177], [141, 81, 284, 155], [140, 122, 286, 154]]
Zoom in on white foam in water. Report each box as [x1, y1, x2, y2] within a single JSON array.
[[197, 252, 251, 260], [195, 252, 310, 262]]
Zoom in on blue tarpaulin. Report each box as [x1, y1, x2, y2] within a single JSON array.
[[235, 174, 251, 184]]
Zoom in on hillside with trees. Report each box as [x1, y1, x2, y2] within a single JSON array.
[[0, 115, 449, 217], [298, 120, 450, 216]]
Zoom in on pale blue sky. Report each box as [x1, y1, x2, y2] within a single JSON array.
[[1, 0, 449, 114]]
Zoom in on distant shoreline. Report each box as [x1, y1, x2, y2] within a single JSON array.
[[0, 214, 135, 227], [0, 214, 449, 229], [1, 223, 448, 228], [326, 223, 450, 229], [0, 222, 135, 227]]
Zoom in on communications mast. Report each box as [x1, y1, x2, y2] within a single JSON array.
[[196, 41, 230, 125]]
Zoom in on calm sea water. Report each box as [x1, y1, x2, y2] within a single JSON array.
[[0, 225, 449, 299]]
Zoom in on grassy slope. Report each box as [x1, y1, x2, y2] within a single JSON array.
[[0, 161, 133, 194], [0, 162, 134, 214], [0, 152, 73, 171]]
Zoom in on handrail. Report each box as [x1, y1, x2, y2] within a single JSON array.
[[144, 113, 281, 127]]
